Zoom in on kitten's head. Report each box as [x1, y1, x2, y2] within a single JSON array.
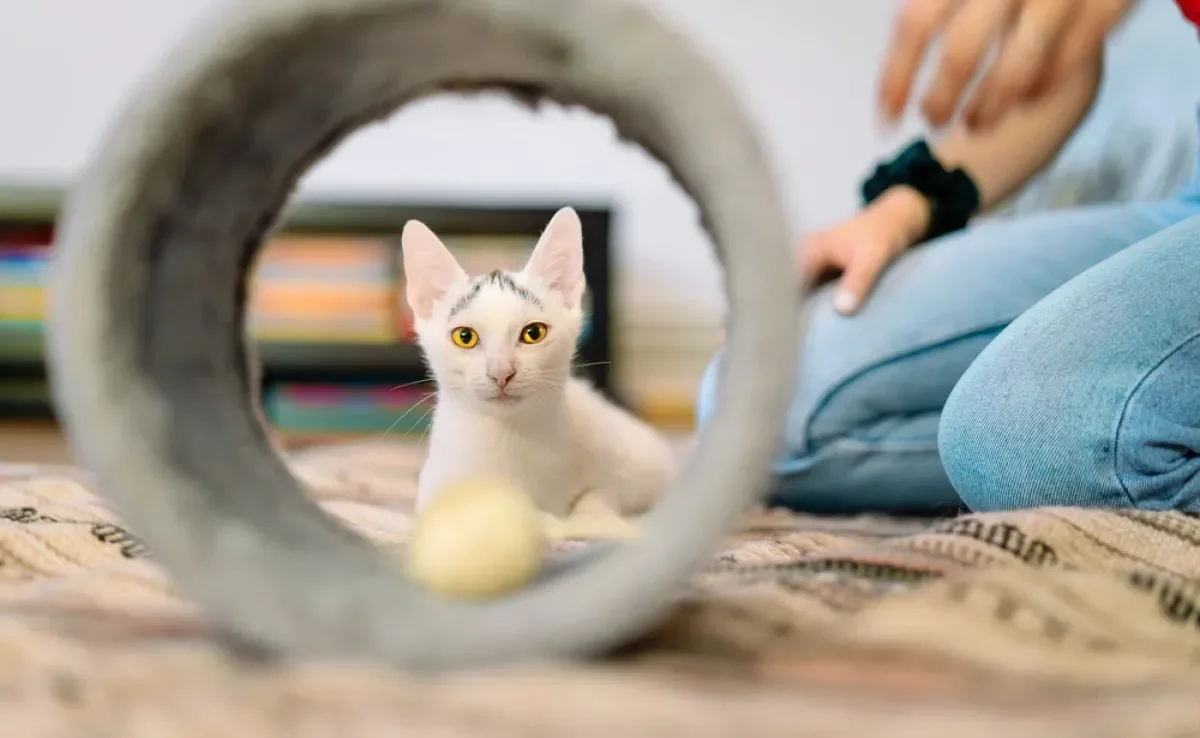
[[401, 207, 586, 411]]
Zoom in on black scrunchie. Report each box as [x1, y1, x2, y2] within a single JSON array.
[[861, 140, 980, 243]]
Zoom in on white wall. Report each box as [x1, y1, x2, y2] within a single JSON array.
[[0, 1, 916, 325], [1, 0, 1198, 396]]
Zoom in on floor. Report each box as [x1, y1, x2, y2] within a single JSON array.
[[0, 421, 73, 464], [0, 409, 696, 467], [0, 421, 343, 465]]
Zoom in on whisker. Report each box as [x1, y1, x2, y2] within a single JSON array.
[[389, 377, 434, 392], [379, 391, 439, 439], [378, 414, 408, 441], [573, 361, 611, 370], [416, 403, 440, 443]]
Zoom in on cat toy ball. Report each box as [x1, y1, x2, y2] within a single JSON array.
[[45, 0, 800, 670], [407, 477, 546, 599], [408, 476, 649, 600]]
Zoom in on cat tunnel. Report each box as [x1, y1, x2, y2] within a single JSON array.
[[45, 0, 798, 669]]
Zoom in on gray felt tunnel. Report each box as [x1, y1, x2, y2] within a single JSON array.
[[45, 0, 799, 670]]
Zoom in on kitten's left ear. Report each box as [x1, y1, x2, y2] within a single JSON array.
[[523, 206, 586, 309]]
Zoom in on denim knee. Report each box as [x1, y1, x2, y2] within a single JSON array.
[[937, 365, 1018, 513], [935, 341, 1093, 513], [696, 340, 962, 514], [938, 329, 1200, 514]]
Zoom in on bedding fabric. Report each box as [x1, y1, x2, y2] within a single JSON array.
[[0, 440, 1198, 736]]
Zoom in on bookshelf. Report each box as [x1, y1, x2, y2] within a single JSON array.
[[0, 185, 615, 438]]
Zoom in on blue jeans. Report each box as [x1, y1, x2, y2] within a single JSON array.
[[696, 161, 1200, 514]]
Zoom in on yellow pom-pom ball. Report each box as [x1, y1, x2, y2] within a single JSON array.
[[406, 476, 545, 599]]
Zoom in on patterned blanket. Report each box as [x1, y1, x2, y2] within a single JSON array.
[[1, 440, 1198, 736]]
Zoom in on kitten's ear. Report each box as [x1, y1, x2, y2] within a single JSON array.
[[523, 206, 586, 309], [401, 220, 467, 320]]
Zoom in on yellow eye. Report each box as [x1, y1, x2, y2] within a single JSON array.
[[520, 322, 549, 345], [451, 326, 478, 348]]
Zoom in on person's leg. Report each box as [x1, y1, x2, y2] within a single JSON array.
[[939, 213, 1200, 512], [696, 199, 1200, 514]]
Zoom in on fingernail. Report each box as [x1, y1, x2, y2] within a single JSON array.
[[833, 290, 858, 314]]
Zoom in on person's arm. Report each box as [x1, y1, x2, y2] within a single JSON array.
[[883, 49, 1105, 234], [934, 50, 1105, 213], [802, 50, 1106, 315]]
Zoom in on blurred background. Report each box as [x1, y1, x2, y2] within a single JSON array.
[[1, 0, 1199, 459]]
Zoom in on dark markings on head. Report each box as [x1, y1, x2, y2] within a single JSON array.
[[448, 270, 543, 317]]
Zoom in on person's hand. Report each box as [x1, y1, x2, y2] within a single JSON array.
[[879, 0, 1136, 131], [799, 185, 932, 315]]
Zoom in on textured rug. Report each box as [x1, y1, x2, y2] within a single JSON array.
[[1, 439, 1199, 736]]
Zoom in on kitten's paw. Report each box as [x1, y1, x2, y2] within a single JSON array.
[[565, 515, 642, 540], [539, 512, 568, 540], [540, 509, 641, 541], [545, 512, 641, 541], [570, 490, 623, 518]]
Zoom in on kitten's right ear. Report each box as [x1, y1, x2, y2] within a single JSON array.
[[401, 220, 467, 320]]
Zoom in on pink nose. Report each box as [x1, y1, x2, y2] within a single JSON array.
[[491, 370, 515, 388]]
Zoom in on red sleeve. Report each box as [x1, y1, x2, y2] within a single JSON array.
[[1177, 0, 1200, 29]]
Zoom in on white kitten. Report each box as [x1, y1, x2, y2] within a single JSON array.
[[402, 207, 676, 518]]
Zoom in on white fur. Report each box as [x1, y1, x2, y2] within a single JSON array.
[[403, 207, 676, 517]]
